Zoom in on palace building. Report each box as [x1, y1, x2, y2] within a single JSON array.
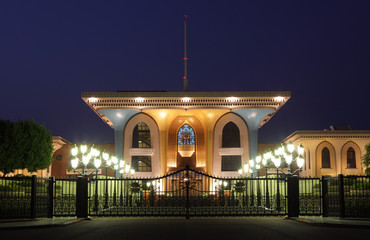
[[81, 91, 290, 178]]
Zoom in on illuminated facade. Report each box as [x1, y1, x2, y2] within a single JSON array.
[[82, 91, 290, 177], [283, 129, 370, 177]]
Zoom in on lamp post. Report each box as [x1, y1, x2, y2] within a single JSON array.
[[259, 142, 305, 212], [261, 142, 305, 177], [102, 151, 111, 208], [71, 144, 102, 177]]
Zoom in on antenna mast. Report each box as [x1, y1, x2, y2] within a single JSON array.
[[183, 14, 189, 92]]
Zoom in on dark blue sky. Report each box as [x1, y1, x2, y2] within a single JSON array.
[[1, 0, 369, 144]]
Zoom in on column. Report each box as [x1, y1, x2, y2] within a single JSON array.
[[233, 108, 275, 177]]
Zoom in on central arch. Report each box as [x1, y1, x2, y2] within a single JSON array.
[[167, 115, 205, 172]]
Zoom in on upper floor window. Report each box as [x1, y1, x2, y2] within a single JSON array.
[[178, 124, 195, 146], [222, 122, 240, 148], [131, 156, 152, 172], [347, 147, 356, 168], [132, 122, 151, 148], [322, 147, 331, 168]]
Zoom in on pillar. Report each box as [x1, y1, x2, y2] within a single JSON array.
[[98, 109, 139, 178], [233, 108, 275, 177]]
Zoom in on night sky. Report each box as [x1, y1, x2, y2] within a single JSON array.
[[1, 0, 369, 144]]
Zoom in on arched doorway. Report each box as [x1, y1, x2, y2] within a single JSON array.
[[167, 115, 205, 172]]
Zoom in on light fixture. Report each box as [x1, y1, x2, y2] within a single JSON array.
[[273, 96, 285, 102], [181, 97, 191, 102], [298, 143, 304, 155], [135, 97, 144, 102], [226, 97, 238, 102], [287, 141, 294, 154], [88, 97, 98, 103]]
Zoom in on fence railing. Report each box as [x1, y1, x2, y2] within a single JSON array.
[[0, 175, 53, 219], [322, 175, 370, 218], [86, 175, 288, 217], [0, 173, 369, 219]]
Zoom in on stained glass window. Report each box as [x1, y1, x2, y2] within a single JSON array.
[[178, 124, 195, 145]]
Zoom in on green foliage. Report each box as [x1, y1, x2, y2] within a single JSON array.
[[0, 184, 22, 191], [0, 119, 53, 175], [362, 144, 370, 176]]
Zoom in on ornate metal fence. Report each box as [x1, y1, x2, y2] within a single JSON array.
[[0, 176, 53, 219], [322, 175, 370, 218], [298, 178, 322, 216], [53, 178, 77, 216], [1, 172, 368, 219], [87, 168, 287, 217]]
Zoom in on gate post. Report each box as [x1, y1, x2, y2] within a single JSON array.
[[30, 175, 37, 219], [287, 175, 299, 218], [321, 176, 328, 217], [48, 176, 55, 218], [76, 176, 89, 218], [338, 174, 345, 218]]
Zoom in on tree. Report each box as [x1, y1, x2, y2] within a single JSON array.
[[362, 143, 370, 176], [0, 119, 53, 175]]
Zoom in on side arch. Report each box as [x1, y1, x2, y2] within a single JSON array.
[[124, 113, 160, 177], [341, 141, 362, 175], [315, 141, 336, 177], [213, 113, 249, 177]]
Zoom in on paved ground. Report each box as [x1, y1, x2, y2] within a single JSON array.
[[1, 216, 370, 240]]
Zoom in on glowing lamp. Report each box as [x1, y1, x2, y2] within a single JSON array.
[[243, 163, 249, 173], [94, 158, 101, 169], [287, 141, 294, 154], [273, 156, 281, 168], [82, 155, 90, 166], [102, 151, 109, 161], [125, 165, 130, 173], [71, 158, 79, 169], [298, 144, 304, 155], [71, 145, 78, 156], [238, 169, 243, 175], [111, 156, 118, 165], [80, 145, 87, 155], [146, 182, 151, 187], [262, 158, 267, 166], [249, 159, 255, 168], [223, 181, 228, 187], [256, 155, 262, 163], [130, 169, 135, 175], [285, 154, 293, 165], [297, 157, 304, 168]]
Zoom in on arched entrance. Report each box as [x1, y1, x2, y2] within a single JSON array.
[[167, 115, 206, 173]]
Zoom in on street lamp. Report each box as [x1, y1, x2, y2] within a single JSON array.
[[71, 144, 102, 176], [259, 142, 305, 212], [261, 142, 305, 176]]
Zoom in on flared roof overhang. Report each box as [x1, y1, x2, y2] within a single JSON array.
[[82, 91, 291, 128]]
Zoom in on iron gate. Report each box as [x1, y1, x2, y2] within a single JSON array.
[[87, 167, 287, 217]]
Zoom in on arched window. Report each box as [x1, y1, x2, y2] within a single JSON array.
[[347, 147, 356, 168], [177, 124, 196, 157], [322, 147, 331, 168], [222, 122, 240, 148], [132, 122, 151, 148], [178, 124, 195, 146]]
